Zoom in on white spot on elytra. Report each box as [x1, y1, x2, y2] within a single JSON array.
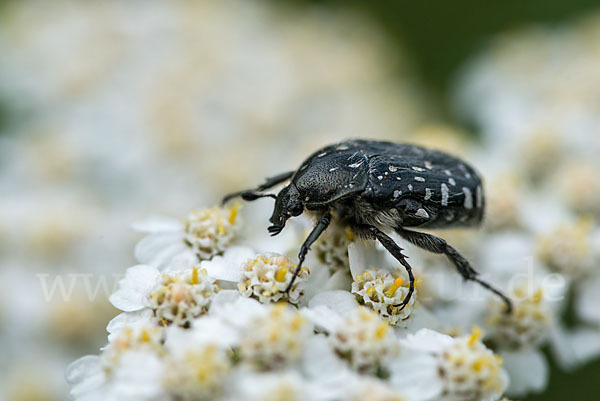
[[337, 145, 349, 150], [425, 188, 433, 200], [393, 190, 401, 198], [448, 177, 456, 186], [476, 185, 483, 208], [412, 166, 425, 172], [349, 161, 363, 168], [441, 183, 449, 206], [415, 208, 429, 219], [463, 187, 473, 209], [377, 175, 383, 180], [396, 177, 401, 181], [329, 167, 339, 172], [408, 184, 413, 191], [389, 165, 398, 172], [384, 172, 388, 176], [318, 152, 327, 157], [459, 164, 472, 178], [424, 161, 432, 169], [444, 169, 452, 176], [415, 176, 425, 182]]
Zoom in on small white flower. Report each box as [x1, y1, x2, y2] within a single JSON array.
[[133, 204, 242, 270], [102, 322, 165, 369], [147, 267, 219, 327], [231, 370, 329, 401], [349, 241, 419, 326], [184, 204, 242, 259], [391, 328, 507, 401], [537, 218, 595, 277], [352, 269, 417, 327], [163, 341, 232, 401], [238, 253, 309, 304], [238, 303, 312, 369], [313, 223, 355, 272], [110, 265, 219, 327], [329, 306, 400, 374], [485, 285, 552, 349]]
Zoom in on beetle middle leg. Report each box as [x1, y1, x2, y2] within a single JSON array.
[[222, 171, 294, 205], [356, 225, 415, 311], [284, 212, 332, 295], [396, 228, 513, 313]]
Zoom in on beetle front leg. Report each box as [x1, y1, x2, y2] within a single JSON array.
[[222, 171, 295, 205], [284, 212, 332, 295], [396, 228, 513, 313]]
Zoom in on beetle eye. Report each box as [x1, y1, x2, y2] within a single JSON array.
[[287, 202, 303, 217]]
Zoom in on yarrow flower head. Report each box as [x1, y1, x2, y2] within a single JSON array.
[[148, 267, 219, 327], [110, 264, 219, 327], [485, 285, 551, 349], [183, 203, 242, 260], [163, 343, 231, 400], [102, 322, 165, 372], [392, 328, 507, 401], [330, 307, 400, 375], [437, 328, 506, 401], [132, 204, 243, 270], [537, 218, 594, 277], [313, 223, 354, 272], [239, 253, 309, 304], [352, 269, 417, 326], [238, 303, 311, 369]]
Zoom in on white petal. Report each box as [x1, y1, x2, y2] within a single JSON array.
[[576, 274, 600, 324], [110, 351, 165, 399], [65, 355, 106, 398], [389, 350, 443, 401], [302, 335, 349, 381], [134, 232, 186, 267], [200, 245, 254, 282], [400, 328, 454, 353], [301, 305, 343, 333], [501, 348, 548, 396], [348, 241, 386, 278], [106, 310, 154, 344], [568, 328, 600, 364], [131, 215, 183, 233], [308, 290, 358, 315], [109, 265, 159, 312]]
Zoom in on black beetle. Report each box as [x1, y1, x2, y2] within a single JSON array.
[[223, 139, 512, 312]]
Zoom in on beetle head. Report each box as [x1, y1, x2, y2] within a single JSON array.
[[268, 184, 304, 236]]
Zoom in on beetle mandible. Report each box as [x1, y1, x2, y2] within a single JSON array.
[[223, 139, 513, 313]]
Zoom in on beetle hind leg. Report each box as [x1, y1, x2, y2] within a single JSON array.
[[222, 171, 294, 205], [396, 228, 513, 313]]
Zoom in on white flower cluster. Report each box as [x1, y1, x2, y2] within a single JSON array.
[[67, 205, 510, 401], [451, 9, 600, 396]]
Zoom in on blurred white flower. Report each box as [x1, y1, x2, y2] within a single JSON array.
[[133, 204, 242, 270], [391, 328, 507, 401]]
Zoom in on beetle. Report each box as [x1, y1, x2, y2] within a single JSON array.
[[223, 139, 512, 312]]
